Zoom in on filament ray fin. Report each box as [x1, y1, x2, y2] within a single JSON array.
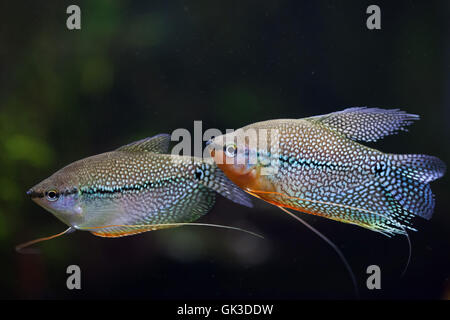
[[276, 206, 359, 298], [83, 222, 264, 239], [15, 227, 75, 254]]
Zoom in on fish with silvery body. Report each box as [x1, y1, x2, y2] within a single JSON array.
[[19, 134, 255, 251], [209, 107, 446, 237]]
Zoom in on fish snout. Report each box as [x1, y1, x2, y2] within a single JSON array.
[[26, 188, 43, 199]]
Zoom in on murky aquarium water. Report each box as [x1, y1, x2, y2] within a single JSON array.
[[1, 0, 449, 308]]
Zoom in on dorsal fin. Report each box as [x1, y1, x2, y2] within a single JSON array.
[[116, 134, 171, 153], [305, 107, 419, 142]]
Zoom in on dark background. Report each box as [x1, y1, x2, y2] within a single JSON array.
[[0, 0, 449, 299]]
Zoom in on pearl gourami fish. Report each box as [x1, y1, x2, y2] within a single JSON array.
[[209, 108, 446, 236], [24, 134, 253, 242]]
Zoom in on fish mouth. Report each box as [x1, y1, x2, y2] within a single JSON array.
[[26, 188, 44, 199]]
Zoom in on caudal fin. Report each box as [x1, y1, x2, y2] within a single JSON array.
[[383, 154, 446, 220]]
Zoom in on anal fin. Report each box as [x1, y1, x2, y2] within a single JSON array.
[[91, 224, 172, 238]]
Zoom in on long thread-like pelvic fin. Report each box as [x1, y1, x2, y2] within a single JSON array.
[[15, 227, 76, 254], [246, 188, 412, 277], [79, 222, 264, 239], [15, 223, 263, 252], [276, 206, 359, 298]]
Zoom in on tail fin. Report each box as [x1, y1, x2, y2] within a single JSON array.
[[382, 154, 446, 220]]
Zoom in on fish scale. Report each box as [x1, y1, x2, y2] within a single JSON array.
[[27, 134, 252, 238], [81, 153, 246, 234], [211, 108, 446, 236]]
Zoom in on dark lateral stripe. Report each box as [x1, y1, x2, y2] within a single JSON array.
[[62, 188, 79, 196], [28, 188, 78, 199], [81, 184, 145, 195], [278, 155, 345, 170], [28, 190, 44, 198], [80, 176, 184, 196]]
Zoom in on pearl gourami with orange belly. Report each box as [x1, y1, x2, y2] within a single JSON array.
[[209, 108, 446, 236]]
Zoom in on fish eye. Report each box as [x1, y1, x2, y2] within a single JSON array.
[[45, 190, 60, 202], [225, 144, 237, 158]]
